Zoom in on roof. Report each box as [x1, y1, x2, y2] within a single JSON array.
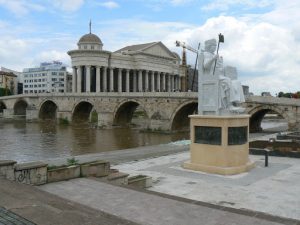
[[114, 42, 157, 53], [0, 71, 17, 77], [78, 33, 102, 44]]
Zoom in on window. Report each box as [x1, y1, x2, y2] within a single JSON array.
[[91, 45, 94, 50], [194, 126, 222, 145], [228, 127, 248, 145], [84, 45, 87, 49], [52, 72, 57, 75]]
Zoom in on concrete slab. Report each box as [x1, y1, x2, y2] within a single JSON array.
[[39, 178, 297, 225], [0, 178, 138, 225], [114, 153, 300, 221]]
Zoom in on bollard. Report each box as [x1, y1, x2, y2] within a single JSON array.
[[264, 149, 270, 167]]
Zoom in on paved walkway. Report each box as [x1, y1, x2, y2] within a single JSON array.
[[115, 152, 300, 221], [0, 178, 138, 225], [40, 178, 299, 225]]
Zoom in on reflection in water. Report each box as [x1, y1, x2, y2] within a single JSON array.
[[0, 119, 188, 162]]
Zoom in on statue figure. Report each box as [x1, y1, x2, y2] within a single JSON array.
[[198, 38, 245, 115]]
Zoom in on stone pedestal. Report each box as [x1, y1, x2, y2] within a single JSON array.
[[183, 115, 254, 175]]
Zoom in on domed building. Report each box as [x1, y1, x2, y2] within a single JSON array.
[[68, 30, 185, 93]]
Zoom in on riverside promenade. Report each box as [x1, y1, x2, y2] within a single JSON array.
[[1, 139, 300, 225]]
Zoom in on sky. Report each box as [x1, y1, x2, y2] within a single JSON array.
[[0, 0, 300, 95]]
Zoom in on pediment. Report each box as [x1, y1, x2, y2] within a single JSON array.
[[141, 42, 176, 59]]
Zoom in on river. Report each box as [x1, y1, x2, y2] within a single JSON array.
[[0, 120, 189, 162], [0, 117, 288, 163]]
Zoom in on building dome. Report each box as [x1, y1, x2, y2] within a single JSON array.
[[78, 33, 102, 44], [77, 33, 103, 50]]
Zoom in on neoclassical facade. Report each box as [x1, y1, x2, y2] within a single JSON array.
[[68, 32, 185, 93]]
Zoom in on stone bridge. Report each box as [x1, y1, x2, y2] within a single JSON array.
[[0, 94, 300, 132], [244, 96, 300, 132], [0, 92, 198, 131]]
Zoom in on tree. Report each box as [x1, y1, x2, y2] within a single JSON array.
[[278, 92, 284, 97], [0, 88, 12, 96]]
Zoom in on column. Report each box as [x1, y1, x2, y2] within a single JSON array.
[[151, 71, 155, 92], [86, 65, 91, 92], [162, 72, 166, 92], [178, 75, 181, 91], [168, 73, 171, 92], [77, 66, 82, 93], [96, 66, 101, 92], [72, 67, 77, 93], [110, 68, 114, 92], [138, 70, 143, 92], [171, 74, 174, 92], [126, 69, 130, 92], [145, 71, 149, 92], [102, 67, 107, 92], [133, 70, 137, 92], [157, 72, 161, 92], [118, 68, 122, 92]]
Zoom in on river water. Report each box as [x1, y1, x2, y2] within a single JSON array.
[[0, 120, 189, 162], [0, 118, 288, 163]]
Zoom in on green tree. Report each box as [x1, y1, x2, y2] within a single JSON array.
[[0, 88, 11, 96]]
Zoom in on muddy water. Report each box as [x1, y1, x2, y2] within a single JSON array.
[[0, 120, 189, 162]]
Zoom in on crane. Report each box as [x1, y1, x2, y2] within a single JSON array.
[[175, 40, 200, 91]]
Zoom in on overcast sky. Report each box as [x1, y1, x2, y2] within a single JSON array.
[[0, 0, 299, 95]]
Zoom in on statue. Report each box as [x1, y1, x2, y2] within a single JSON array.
[[198, 37, 245, 115]]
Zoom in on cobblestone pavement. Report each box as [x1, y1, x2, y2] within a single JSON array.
[[0, 207, 36, 225]]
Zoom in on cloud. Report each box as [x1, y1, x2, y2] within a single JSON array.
[[139, 0, 194, 11], [98, 1, 119, 9], [96, 9, 300, 95], [35, 50, 70, 66], [52, 0, 84, 12], [96, 19, 195, 51], [177, 15, 300, 95], [170, 0, 193, 6], [0, 0, 44, 16], [202, 0, 273, 11]]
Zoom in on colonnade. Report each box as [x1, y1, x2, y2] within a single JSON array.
[[72, 66, 181, 93]]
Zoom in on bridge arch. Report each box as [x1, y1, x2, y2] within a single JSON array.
[[247, 105, 288, 132], [14, 99, 28, 116], [170, 100, 198, 131], [39, 100, 58, 120], [113, 100, 148, 127], [72, 101, 94, 123], [0, 101, 6, 114]]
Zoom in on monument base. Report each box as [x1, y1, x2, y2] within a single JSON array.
[[183, 114, 254, 175], [183, 160, 254, 175]]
